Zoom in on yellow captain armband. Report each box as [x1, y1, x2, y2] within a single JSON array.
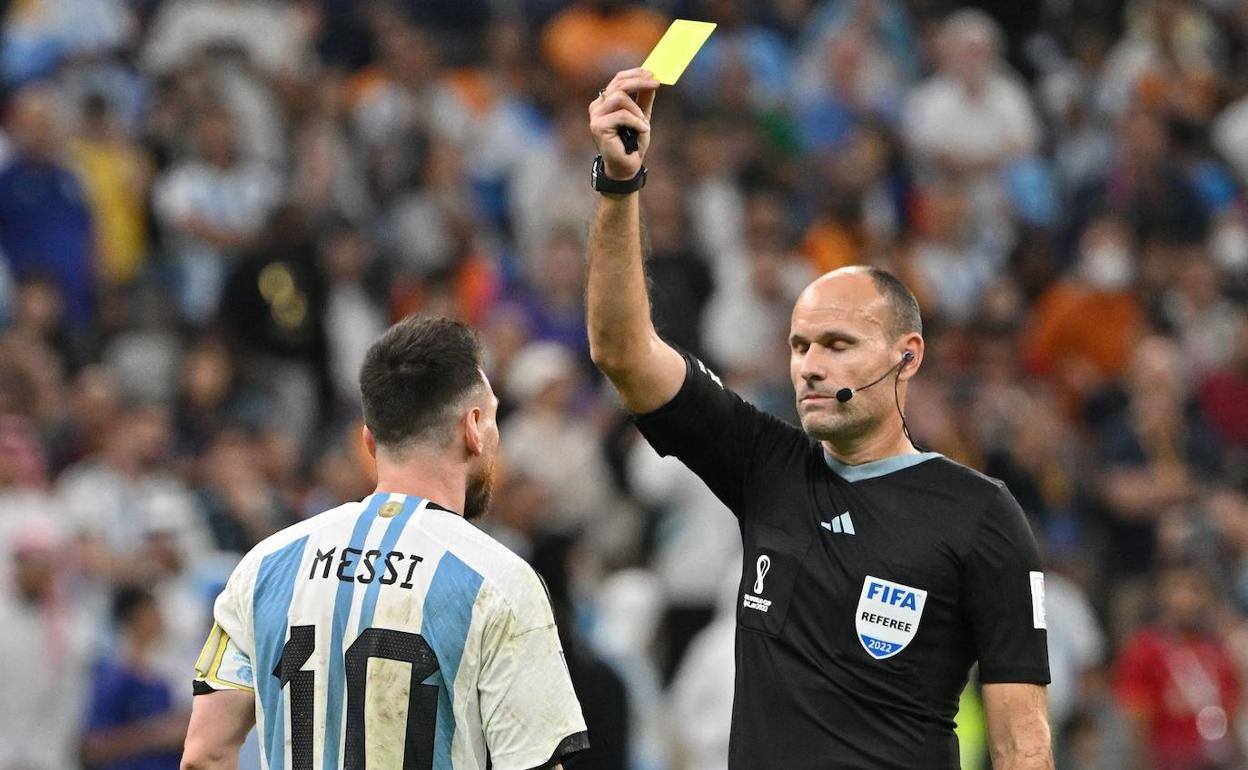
[[194, 622, 256, 693]]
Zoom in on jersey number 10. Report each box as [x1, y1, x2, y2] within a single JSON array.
[[278, 625, 440, 770]]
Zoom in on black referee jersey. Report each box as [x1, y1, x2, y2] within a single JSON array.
[[634, 352, 1050, 770]]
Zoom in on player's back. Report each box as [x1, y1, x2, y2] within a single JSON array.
[[194, 493, 588, 770]]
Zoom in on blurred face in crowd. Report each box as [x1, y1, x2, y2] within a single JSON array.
[[128, 597, 164, 642], [939, 13, 1000, 88], [7, 84, 64, 161], [1156, 566, 1213, 633], [1120, 110, 1167, 169], [1173, 254, 1220, 311], [182, 339, 235, 412], [13, 545, 56, 605], [108, 404, 173, 471], [16, 278, 65, 338], [73, 367, 122, 440], [790, 271, 917, 442], [377, 23, 437, 89], [1127, 336, 1186, 421], [1078, 217, 1136, 292], [195, 109, 239, 168]]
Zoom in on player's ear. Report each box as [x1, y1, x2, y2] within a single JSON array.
[[463, 407, 485, 457], [362, 424, 377, 460]]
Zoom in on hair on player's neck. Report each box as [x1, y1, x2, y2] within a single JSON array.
[[372, 442, 469, 516]]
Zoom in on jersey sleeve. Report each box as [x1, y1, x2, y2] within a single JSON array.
[[962, 485, 1051, 684], [631, 349, 805, 513], [193, 557, 257, 694], [477, 569, 588, 770]]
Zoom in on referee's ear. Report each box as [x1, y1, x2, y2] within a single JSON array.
[[897, 337, 924, 382]]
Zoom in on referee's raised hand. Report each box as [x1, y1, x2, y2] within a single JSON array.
[[588, 68, 659, 180]]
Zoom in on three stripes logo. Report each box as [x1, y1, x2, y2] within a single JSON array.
[[821, 511, 856, 535]]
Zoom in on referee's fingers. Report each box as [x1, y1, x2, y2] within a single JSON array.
[[592, 108, 651, 138], [604, 74, 660, 101], [596, 91, 647, 123], [606, 68, 656, 91]]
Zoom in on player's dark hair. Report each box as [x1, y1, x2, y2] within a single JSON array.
[[112, 585, 155, 626], [359, 316, 485, 450], [865, 267, 923, 341]]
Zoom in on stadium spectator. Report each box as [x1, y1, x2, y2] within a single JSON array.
[[0, 84, 96, 328], [1093, 337, 1224, 580], [1199, 312, 1248, 459], [70, 93, 151, 289], [1114, 561, 1244, 769], [0, 524, 93, 770], [152, 104, 280, 324], [904, 10, 1040, 181], [82, 587, 188, 770], [1022, 215, 1145, 405]]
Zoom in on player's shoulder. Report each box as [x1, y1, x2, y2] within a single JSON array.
[[420, 508, 548, 610]]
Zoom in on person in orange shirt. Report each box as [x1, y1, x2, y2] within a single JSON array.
[[540, 0, 668, 92], [1022, 215, 1145, 405]]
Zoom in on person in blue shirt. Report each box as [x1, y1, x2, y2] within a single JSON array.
[[0, 83, 95, 326], [82, 587, 188, 770]]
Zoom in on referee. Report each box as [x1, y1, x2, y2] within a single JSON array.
[[585, 69, 1053, 769]]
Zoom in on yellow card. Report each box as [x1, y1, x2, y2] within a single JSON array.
[[641, 19, 717, 85]]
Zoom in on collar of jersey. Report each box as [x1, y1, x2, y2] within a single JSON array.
[[822, 450, 943, 482], [363, 492, 455, 514]]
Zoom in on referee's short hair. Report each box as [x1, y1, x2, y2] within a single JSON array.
[[359, 316, 486, 451], [864, 267, 923, 340]]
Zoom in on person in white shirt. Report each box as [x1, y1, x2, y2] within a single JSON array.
[[183, 316, 587, 770], [903, 10, 1040, 178]]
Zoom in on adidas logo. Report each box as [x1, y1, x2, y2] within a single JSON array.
[[821, 511, 856, 535]]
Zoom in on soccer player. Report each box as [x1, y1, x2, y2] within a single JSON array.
[[586, 69, 1053, 769], [182, 318, 588, 770]]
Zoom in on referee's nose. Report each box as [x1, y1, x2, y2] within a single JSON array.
[[797, 345, 830, 386]]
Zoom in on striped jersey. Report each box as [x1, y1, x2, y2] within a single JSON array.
[[194, 493, 588, 770]]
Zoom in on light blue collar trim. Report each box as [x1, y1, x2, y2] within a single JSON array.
[[823, 450, 943, 482]]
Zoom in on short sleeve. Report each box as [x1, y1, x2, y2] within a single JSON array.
[[962, 485, 1051, 684], [632, 350, 805, 513], [193, 558, 257, 694], [478, 570, 588, 770]]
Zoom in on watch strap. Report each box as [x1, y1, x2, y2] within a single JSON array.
[[592, 155, 646, 194]]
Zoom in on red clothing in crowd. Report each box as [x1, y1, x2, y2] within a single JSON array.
[[1200, 370, 1248, 448], [1114, 628, 1244, 770]]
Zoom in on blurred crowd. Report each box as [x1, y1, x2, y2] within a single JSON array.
[[2, 0, 1248, 768]]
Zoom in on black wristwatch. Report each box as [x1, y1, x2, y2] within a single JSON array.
[[591, 155, 646, 194]]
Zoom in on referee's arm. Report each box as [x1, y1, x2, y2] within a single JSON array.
[[983, 683, 1053, 770], [585, 69, 686, 414], [970, 487, 1055, 769]]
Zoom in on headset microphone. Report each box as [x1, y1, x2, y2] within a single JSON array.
[[835, 351, 915, 403]]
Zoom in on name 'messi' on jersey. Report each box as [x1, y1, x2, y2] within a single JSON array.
[[307, 545, 425, 589]]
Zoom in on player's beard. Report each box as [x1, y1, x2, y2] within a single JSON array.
[[463, 452, 496, 521]]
